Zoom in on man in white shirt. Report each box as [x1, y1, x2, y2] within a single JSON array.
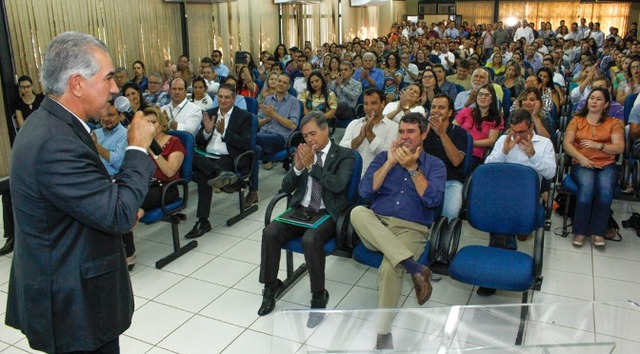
[[482, 108, 556, 283], [161, 77, 202, 136], [590, 22, 605, 49], [438, 45, 455, 72], [514, 20, 534, 44], [201, 66, 220, 95], [339, 88, 398, 175], [399, 53, 419, 84]]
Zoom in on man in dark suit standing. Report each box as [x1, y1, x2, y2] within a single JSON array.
[[185, 83, 253, 239], [258, 111, 354, 327], [5, 32, 156, 353]]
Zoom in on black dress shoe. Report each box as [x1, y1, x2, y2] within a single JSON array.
[[375, 333, 393, 350], [258, 280, 284, 316], [0, 237, 14, 255], [185, 221, 212, 239], [307, 289, 329, 328]]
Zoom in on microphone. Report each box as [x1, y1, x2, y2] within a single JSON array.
[[114, 96, 132, 113], [114, 96, 134, 126]]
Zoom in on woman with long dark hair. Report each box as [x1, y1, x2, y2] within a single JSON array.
[[298, 70, 337, 120], [131, 60, 148, 93], [563, 87, 624, 248], [454, 83, 504, 170], [419, 68, 441, 112], [383, 52, 404, 103]]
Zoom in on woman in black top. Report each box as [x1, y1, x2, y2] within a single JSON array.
[[15, 75, 45, 127]]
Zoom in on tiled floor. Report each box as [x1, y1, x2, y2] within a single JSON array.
[[1, 158, 640, 353]]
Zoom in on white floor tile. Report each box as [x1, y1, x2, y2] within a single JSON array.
[[596, 333, 640, 353], [594, 277, 640, 302], [539, 268, 594, 301], [158, 315, 243, 354], [159, 250, 216, 276], [154, 277, 227, 313], [199, 288, 263, 327], [221, 329, 301, 354], [593, 254, 640, 284], [543, 247, 594, 276], [130, 267, 185, 300], [324, 256, 368, 285], [189, 233, 242, 256], [119, 335, 154, 354], [125, 301, 192, 344], [335, 285, 378, 309], [221, 238, 262, 265], [190, 257, 257, 287]]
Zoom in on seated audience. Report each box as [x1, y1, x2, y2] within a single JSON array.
[[191, 76, 215, 111], [186, 84, 253, 239], [250, 74, 300, 202], [257, 71, 279, 105], [495, 61, 525, 105], [446, 59, 472, 90], [454, 83, 504, 170], [350, 112, 445, 350], [131, 60, 148, 93], [92, 101, 127, 177], [298, 71, 338, 120], [212, 75, 248, 110], [143, 72, 171, 107], [161, 77, 202, 136], [482, 108, 556, 293], [353, 52, 384, 90], [123, 107, 186, 270], [420, 68, 442, 112], [258, 112, 354, 328], [383, 52, 405, 103], [515, 87, 552, 138], [617, 56, 640, 105], [339, 88, 398, 174], [423, 94, 468, 220], [329, 61, 362, 121], [237, 65, 259, 98], [563, 88, 624, 248], [574, 77, 624, 121], [434, 64, 458, 102], [201, 66, 221, 95], [382, 83, 426, 123]]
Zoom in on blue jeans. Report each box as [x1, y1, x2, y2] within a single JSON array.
[[571, 164, 618, 237], [442, 180, 463, 220], [250, 133, 287, 192]]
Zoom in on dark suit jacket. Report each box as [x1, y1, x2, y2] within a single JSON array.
[[282, 141, 354, 221], [5, 97, 155, 353], [196, 106, 252, 172]]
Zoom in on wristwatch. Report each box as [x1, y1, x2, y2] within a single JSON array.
[[408, 167, 419, 177]]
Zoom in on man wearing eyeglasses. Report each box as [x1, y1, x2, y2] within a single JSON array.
[[143, 72, 171, 107], [482, 109, 556, 287], [329, 61, 362, 120]]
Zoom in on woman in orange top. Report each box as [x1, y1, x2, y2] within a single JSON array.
[[563, 87, 625, 248]]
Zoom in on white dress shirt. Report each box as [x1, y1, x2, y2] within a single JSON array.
[[161, 98, 202, 136], [339, 117, 398, 176], [294, 141, 332, 210]]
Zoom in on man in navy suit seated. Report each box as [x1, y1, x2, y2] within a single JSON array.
[[258, 111, 354, 328]]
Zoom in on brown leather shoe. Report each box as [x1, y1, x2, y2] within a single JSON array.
[[411, 266, 433, 305]]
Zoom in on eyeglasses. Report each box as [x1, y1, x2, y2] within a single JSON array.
[[477, 92, 492, 98], [149, 81, 162, 85], [423, 75, 435, 79], [512, 125, 532, 135]]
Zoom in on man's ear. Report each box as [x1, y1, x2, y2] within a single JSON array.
[[69, 74, 84, 97]]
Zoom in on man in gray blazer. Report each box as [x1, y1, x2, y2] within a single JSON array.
[[5, 32, 156, 354], [258, 112, 354, 327]]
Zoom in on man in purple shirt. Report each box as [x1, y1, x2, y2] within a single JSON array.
[[350, 113, 446, 350]]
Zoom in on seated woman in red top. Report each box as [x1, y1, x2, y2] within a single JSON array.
[[237, 65, 259, 98], [454, 83, 504, 171], [124, 107, 186, 270]]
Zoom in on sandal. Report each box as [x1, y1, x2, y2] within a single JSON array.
[[572, 235, 586, 247]]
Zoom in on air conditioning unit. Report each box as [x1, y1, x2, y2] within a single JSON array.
[[350, 0, 388, 6], [275, 0, 324, 4], [418, 4, 437, 14]]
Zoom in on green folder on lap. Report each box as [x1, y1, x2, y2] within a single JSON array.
[[195, 148, 221, 159], [275, 207, 330, 229]]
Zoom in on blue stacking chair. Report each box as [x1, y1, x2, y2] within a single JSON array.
[[140, 130, 197, 269], [245, 96, 258, 115], [263, 150, 363, 293], [226, 113, 259, 226], [449, 164, 545, 298], [624, 93, 638, 122]]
